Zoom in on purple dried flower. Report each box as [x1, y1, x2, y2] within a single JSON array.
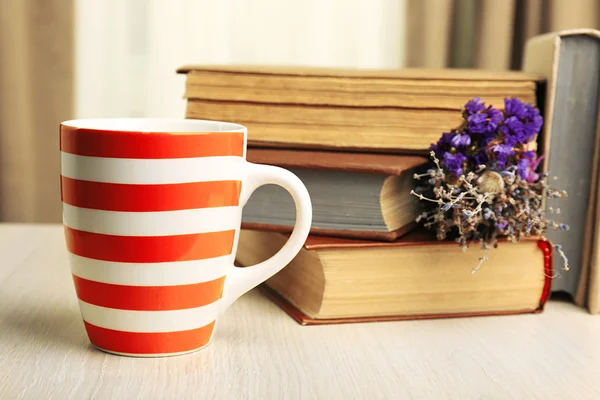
[[523, 103, 543, 142], [439, 131, 455, 145], [523, 103, 541, 120], [467, 106, 502, 135], [430, 132, 455, 158], [523, 119, 543, 142], [443, 152, 467, 175], [489, 143, 514, 169], [468, 113, 488, 133], [490, 143, 514, 156], [488, 107, 504, 125], [517, 151, 534, 179], [504, 116, 524, 134], [473, 151, 489, 166], [501, 116, 525, 143], [464, 97, 486, 114], [502, 130, 519, 147], [500, 99, 543, 145], [504, 98, 526, 119], [494, 152, 508, 169], [481, 134, 495, 146], [496, 220, 508, 230], [451, 132, 471, 148], [517, 151, 544, 183]]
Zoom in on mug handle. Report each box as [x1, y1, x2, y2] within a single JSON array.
[[220, 162, 312, 311]]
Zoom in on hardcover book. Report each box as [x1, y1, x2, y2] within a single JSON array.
[[236, 229, 552, 325], [522, 29, 600, 307], [242, 148, 427, 240]]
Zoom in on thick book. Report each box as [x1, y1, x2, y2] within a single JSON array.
[[178, 65, 542, 153], [236, 229, 553, 325], [522, 29, 600, 309], [242, 148, 427, 241]]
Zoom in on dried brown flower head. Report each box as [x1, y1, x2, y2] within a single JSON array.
[[477, 170, 505, 194]]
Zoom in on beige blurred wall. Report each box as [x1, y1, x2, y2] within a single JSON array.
[[0, 0, 409, 223], [0, 0, 74, 223]]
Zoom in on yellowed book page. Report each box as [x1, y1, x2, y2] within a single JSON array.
[[185, 120, 446, 152], [184, 75, 535, 109], [186, 99, 462, 127], [317, 241, 544, 318]]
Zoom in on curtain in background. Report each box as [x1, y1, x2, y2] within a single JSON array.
[[75, 0, 408, 120], [406, 0, 600, 70], [0, 0, 74, 223]]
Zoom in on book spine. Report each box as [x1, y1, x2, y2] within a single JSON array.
[[537, 239, 554, 311]]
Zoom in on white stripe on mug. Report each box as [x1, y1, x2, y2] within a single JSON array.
[[60, 152, 245, 184], [62, 204, 241, 236], [69, 253, 232, 286], [78, 300, 221, 333]]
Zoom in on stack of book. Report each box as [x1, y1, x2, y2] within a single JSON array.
[[178, 64, 552, 325]]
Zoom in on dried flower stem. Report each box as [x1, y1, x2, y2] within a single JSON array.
[[410, 190, 442, 204], [555, 245, 570, 271], [471, 252, 489, 274]]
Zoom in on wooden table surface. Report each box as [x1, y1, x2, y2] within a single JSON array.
[[1, 224, 600, 399]]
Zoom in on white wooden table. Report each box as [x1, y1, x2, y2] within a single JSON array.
[[1, 224, 600, 399]]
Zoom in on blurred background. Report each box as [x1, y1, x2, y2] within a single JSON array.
[[1, 0, 599, 224]]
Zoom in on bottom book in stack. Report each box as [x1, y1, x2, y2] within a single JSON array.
[[236, 229, 553, 325]]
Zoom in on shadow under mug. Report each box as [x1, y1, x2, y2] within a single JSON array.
[[59, 118, 312, 357]]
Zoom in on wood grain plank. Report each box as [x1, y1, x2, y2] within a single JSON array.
[[1, 224, 600, 399], [0, 224, 56, 284]]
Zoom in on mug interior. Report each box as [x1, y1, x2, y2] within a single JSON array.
[[60, 118, 246, 134]]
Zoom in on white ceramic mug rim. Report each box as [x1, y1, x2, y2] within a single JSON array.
[[61, 118, 247, 133]]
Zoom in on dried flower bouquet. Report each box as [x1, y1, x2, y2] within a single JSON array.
[[412, 97, 569, 272]]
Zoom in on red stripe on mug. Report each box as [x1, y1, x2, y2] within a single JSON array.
[[84, 321, 216, 355], [64, 227, 236, 263], [72, 275, 225, 311], [61, 177, 242, 211], [60, 127, 244, 159]]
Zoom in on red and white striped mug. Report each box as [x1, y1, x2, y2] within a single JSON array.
[[59, 118, 312, 357]]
